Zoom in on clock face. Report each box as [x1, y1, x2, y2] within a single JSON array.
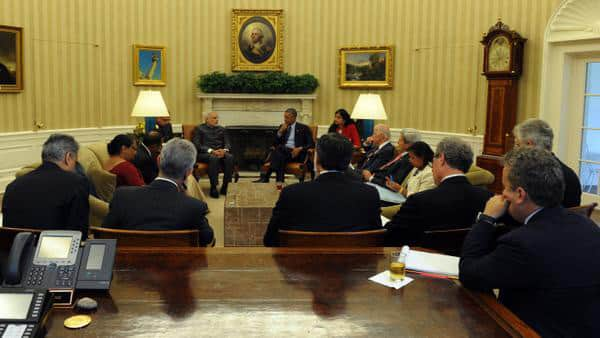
[[488, 36, 511, 72]]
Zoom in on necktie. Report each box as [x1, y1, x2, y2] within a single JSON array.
[[380, 153, 403, 170]]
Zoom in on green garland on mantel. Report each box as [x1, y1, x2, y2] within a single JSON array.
[[197, 71, 319, 94]]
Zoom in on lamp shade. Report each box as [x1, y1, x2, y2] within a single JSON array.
[[350, 94, 387, 120], [131, 90, 169, 117]]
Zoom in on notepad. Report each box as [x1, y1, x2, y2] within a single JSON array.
[[406, 250, 459, 278]]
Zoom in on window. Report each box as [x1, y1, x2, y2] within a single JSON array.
[[580, 62, 600, 195]]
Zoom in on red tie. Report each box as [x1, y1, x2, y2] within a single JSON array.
[[379, 153, 403, 170]]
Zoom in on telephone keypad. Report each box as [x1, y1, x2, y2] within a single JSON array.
[[25, 266, 46, 287], [56, 266, 75, 287]]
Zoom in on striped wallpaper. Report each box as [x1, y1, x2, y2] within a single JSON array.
[[0, 0, 561, 133]]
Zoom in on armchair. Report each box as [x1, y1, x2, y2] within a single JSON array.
[[182, 124, 240, 182], [260, 125, 318, 183]]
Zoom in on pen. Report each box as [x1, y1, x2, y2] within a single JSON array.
[[409, 271, 456, 279]]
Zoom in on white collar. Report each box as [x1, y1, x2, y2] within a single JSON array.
[[154, 177, 179, 189], [524, 207, 544, 224], [377, 140, 391, 151], [440, 173, 466, 183]]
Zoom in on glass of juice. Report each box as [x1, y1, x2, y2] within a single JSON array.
[[389, 251, 406, 281]]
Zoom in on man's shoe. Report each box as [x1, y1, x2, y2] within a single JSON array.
[[209, 186, 219, 198], [253, 173, 269, 183], [220, 185, 228, 195]]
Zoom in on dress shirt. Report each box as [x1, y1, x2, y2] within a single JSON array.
[[440, 173, 466, 183], [285, 122, 297, 149], [523, 207, 543, 224], [154, 177, 179, 190]]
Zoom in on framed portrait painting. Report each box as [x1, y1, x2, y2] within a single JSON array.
[[231, 9, 283, 72], [339, 46, 393, 89], [133, 45, 166, 86], [0, 25, 23, 92]]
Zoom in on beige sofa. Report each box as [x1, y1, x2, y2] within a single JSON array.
[[15, 143, 116, 227], [15, 142, 207, 227]]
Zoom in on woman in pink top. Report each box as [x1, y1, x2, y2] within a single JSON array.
[[104, 134, 145, 187]]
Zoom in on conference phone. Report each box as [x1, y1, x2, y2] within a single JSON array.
[[2, 230, 116, 306]]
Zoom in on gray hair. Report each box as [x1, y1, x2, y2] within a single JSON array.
[[42, 134, 79, 162], [435, 137, 473, 173], [513, 118, 553, 151], [202, 111, 217, 120], [399, 128, 421, 144], [504, 147, 564, 207], [159, 138, 197, 180], [374, 124, 391, 140]]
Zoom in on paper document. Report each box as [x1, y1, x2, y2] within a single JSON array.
[[369, 271, 414, 289], [380, 215, 390, 226], [405, 250, 459, 278], [366, 182, 406, 204]]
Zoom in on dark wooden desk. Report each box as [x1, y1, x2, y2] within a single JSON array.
[[45, 248, 537, 337]]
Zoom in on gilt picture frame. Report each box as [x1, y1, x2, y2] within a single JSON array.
[[339, 46, 393, 89], [0, 25, 23, 92], [231, 9, 283, 72], [133, 44, 166, 86]]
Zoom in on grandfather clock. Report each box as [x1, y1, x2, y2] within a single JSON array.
[[476, 20, 526, 193]]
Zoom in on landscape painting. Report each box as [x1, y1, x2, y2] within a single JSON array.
[[339, 46, 393, 89]]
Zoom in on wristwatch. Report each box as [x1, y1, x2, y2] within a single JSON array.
[[476, 212, 497, 226]]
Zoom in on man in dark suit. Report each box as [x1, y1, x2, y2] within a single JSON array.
[[363, 128, 421, 187], [104, 138, 214, 246], [460, 147, 600, 337], [192, 111, 235, 197], [264, 133, 381, 247], [256, 108, 314, 184], [384, 137, 492, 246], [513, 118, 581, 207], [2, 134, 90, 238], [156, 116, 174, 142], [358, 124, 396, 173], [132, 130, 162, 184]]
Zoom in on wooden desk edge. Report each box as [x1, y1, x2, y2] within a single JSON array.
[[456, 282, 540, 338]]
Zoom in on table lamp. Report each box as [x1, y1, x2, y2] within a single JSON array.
[[351, 93, 388, 140], [131, 90, 169, 136]]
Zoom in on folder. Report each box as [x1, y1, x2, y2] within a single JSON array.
[[406, 250, 459, 278]]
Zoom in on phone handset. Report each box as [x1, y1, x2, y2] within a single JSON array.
[[4, 232, 34, 285]]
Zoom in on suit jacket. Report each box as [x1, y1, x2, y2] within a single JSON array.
[[556, 156, 582, 208], [157, 122, 173, 142], [360, 142, 396, 173], [274, 122, 314, 150], [460, 207, 600, 337], [385, 175, 493, 246], [264, 172, 382, 246], [192, 123, 231, 154], [2, 161, 90, 238], [132, 143, 158, 184], [370, 152, 413, 187], [103, 179, 214, 246]]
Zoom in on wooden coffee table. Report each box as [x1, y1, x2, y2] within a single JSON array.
[[224, 182, 280, 246]]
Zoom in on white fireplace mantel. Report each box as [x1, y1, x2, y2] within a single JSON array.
[[196, 93, 317, 127]]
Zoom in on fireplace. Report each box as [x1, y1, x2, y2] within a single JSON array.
[[227, 126, 278, 171]]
